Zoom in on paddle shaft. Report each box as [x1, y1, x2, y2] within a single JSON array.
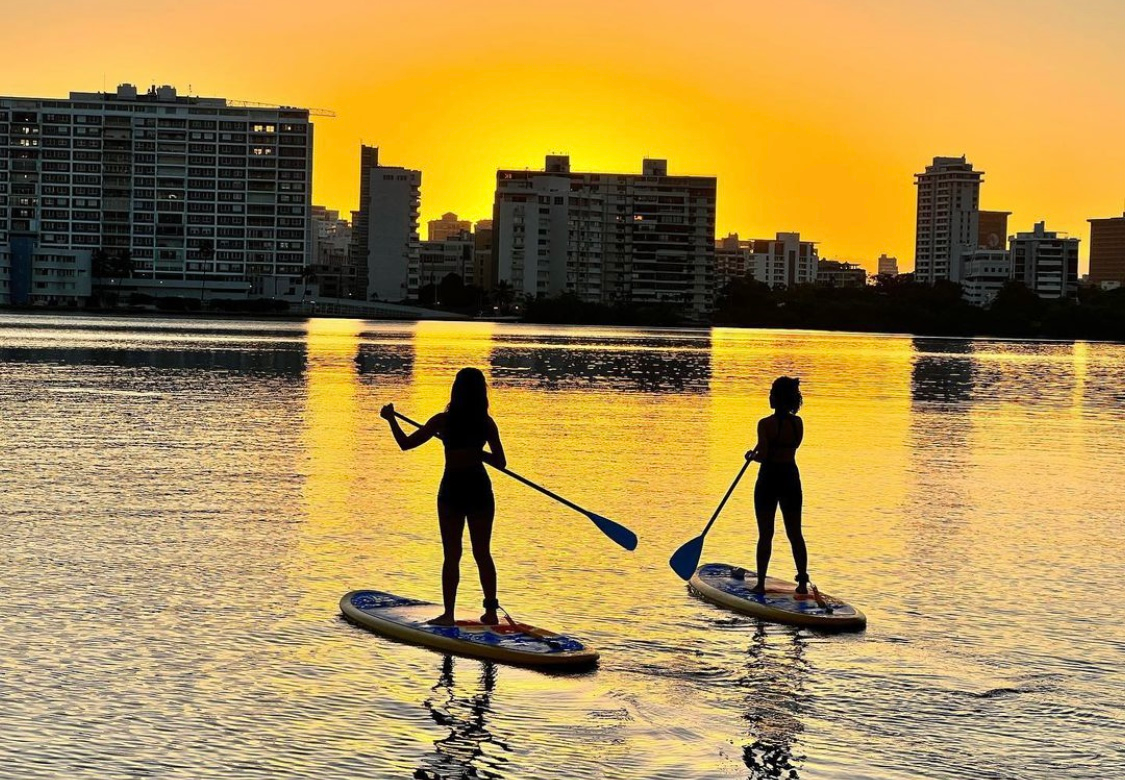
[[698, 455, 753, 541], [392, 411, 590, 516]]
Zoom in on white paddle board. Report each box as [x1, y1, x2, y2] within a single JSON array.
[[690, 563, 866, 631], [340, 590, 599, 668]]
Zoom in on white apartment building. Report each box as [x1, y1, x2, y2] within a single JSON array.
[[0, 83, 313, 305], [712, 231, 819, 291], [914, 156, 982, 284], [961, 249, 1012, 307], [351, 146, 422, 302], [748, 232, 819, 287], [493, 156, 716, 313], [1009, 221, 1079, 299]]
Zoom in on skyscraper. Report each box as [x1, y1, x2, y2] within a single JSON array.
[[1088, 212, 1125, 286], [350, 146, 421, 301], [913, 156, 982, 284], [492, 155, 716, 313], [0, 83, 313, 305]]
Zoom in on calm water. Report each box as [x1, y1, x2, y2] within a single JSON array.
[[1, 313, 1123, 780]]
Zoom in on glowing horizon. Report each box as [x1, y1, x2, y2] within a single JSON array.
[[5, 0, 1125, 274]]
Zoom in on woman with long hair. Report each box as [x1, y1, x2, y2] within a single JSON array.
[[381, 367, 507, 625], [746, 376, 809, 595]]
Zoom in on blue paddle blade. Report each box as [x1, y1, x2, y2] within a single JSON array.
[[588, 513, 638, 551], [669, 536, 704, 581]]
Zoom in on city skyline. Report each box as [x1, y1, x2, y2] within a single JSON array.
[[5, 1, 1124, 274]]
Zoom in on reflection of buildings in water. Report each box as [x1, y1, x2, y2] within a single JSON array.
[[416, 656, 508, 780], [910, 338, 975, 404], [489, 340, 711, 394], [739, 625, 808, 780], [352, 342, 415, 379], [0, 345, 306, 375]]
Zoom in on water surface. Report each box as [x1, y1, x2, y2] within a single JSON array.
[[1, 313, 1122, 779]]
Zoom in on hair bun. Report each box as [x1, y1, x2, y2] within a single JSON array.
[[793, 378, 800, 385]]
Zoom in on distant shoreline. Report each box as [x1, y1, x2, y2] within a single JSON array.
[[2, 304, 1123, 344]]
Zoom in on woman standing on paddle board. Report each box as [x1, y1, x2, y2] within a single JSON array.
[[747, 376, 809, 595], [380, 367, 507, 626]]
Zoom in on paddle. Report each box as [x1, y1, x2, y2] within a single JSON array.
[[668, 450, 755, 581], [392, 411, 638, 551]]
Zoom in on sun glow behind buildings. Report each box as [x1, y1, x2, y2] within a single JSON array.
[[4, 0, 1125, 272]]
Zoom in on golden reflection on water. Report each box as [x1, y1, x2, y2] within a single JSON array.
[[277, 320, 1125, 779]]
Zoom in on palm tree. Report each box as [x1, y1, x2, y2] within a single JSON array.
[[299, 265, 318, 308]]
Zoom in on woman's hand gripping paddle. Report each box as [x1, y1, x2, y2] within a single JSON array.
[[393, 411, 638, 551], [668, 451, 755, 581]]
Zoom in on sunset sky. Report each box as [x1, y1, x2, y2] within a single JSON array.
[[5, 0, 1124, 272]]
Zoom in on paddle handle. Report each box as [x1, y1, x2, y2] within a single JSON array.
[[698, 456, 752, 540], [390, 410, 587, 516]]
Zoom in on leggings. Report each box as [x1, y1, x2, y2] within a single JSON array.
[[753, 462, 807, 579]]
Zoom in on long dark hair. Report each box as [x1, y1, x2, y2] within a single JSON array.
[[446, 367, 489, 443], [769, 376, 802, 416]]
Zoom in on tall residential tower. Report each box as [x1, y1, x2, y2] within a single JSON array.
[[913, 156, 982, 284]]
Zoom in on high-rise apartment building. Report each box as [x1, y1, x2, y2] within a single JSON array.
[[427, 211, 472, 242], [492, 155, 716, 313], [877, 253, 899, 276], [350, 146, 421, 301], [1009, 221, 1079, 299], [914, 156, 982, 284], [1088, 212, 1125, 286], [0, 83, 313, 305]]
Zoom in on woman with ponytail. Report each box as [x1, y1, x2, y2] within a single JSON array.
[[746, 376, 809, 594], [381, 367, 507, 625]]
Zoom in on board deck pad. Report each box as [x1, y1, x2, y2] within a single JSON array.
[[340, 590, 599, 667], [690, 563, 866, 631]]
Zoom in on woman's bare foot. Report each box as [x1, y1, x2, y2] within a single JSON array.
[[749, 582, 767, 595], [795, 574, 809, 595], [480, 610, 499, 625], [426, 613, 455, 626], [795, 583, 809, 595]]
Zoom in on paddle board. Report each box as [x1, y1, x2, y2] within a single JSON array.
[[340, 590, 600, 668], [689, 563, 866, 631]]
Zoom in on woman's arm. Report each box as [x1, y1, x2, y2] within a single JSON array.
[[747, 417, 770, 462], [381, 404, 442, 451], [482, 417, 507, 470]]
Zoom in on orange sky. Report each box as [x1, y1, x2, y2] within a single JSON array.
[[5, 0, 1125, 272]]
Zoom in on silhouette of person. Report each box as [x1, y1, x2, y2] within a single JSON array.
[[381, 367, 507, 626], [745, 376, 809, 595]]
